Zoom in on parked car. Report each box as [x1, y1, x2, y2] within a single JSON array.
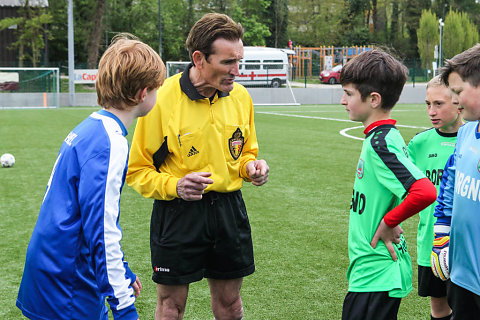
[[319, 64, 342, 84]]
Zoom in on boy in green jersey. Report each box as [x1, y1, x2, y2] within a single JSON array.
[[339, 49, 438, 320], [407, 76, 463, 320]]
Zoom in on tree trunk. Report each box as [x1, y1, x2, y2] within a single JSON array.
[[19, 43, 24, 67], [274, 1, 279, 47], [87, 0, 106, 69], [390, 1, 399, 43]]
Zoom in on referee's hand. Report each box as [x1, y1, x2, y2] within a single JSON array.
[[246, 160, 269, 186], [177, 172, 214, 201], [370, 219, 403, 261]]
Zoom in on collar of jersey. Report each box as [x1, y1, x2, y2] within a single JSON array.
[[180, 63, 230, 101], [435, 128, 458, 138], [97, 109, 128, 136], [364, 119, 397, 135]]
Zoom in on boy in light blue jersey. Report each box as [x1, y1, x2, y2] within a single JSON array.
[[433, 43, 480, 319], [16, 35, 165, 320], [408, 76, 463, 320]]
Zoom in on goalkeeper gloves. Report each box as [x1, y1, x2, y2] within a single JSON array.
[[431, 223, 450, 281]]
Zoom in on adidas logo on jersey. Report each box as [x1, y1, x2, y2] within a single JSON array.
[[187, 146, 199, 157]]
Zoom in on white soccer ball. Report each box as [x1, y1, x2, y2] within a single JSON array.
[[1, 153, 15, 168]]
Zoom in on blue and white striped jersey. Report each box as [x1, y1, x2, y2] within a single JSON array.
[[17, 110, 138, 320]]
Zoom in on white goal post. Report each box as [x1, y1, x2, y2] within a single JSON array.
[[0, 67, 60, 109], [166, 60, 299, 106]]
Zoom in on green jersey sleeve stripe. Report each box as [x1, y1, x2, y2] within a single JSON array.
[[371, 127, 417, 194]]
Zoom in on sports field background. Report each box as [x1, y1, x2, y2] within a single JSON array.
[[0, 103, 433, 319]]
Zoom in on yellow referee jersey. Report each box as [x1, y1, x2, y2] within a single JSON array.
[[127, 65, 258, 200]]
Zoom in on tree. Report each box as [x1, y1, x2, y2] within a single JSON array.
[[389, 0, 400, 43], [337, 0, 372, 46], [403, 0, 431, 57], [443, 10, 465, 59], [287, 0, 344, 46], [87, 0, 106, 68], [45, 0, 97, 66], [265, 0, 288, 48], [0, 0, 52, 66], [460, 11, 479, 51], [229, 0, 271, 46], [450, 0, 480, 27], [417, 9, 438, 69]]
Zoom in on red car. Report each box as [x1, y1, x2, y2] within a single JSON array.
[[319, 64, 342, 84]]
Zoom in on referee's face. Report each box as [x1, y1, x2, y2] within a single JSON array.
[[341, 84, 372, 124], [201, 38, 243, 93]]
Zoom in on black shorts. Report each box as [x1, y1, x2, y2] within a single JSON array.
[[448, 281, 480, 320], [418, 265, 448, 298], [342, 291, 401, 320], [150, 190, 255, 285]]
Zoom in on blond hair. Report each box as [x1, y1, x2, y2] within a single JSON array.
[[96, 33, 165, 110], [426, 75, 444, 89]]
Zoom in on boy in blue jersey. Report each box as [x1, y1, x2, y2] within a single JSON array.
[[432, 43, 480, 320], [16, 34, 165, 320], [408, 76, 463, 320], [340, 49, 437, 320]]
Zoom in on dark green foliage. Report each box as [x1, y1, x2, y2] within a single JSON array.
[[4, 0, 480, 68]]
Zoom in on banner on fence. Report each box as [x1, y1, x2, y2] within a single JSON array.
[[74, 69, 98, 84]]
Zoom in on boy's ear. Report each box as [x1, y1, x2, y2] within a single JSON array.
[[369, 92, 382, 109], [137, 87, 148, 102]]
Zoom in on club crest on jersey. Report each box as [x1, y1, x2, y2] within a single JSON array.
[[229, 127, 244, 160], [357, 159, 365, 179], [478, 159, 480, 174]]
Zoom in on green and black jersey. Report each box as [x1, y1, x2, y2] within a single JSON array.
[[348, 122, 426, 298], [407, 128, 457, 267]]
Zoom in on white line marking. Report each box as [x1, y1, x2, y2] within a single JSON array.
[[340, 126, 365, 141], [256, 111, 429, 141], [256, 111, 356, 123]]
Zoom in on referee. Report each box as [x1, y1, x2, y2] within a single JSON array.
[[126, 13, 269, 320]]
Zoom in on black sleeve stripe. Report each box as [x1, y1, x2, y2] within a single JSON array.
[[153, 136, 169, 172], [371, 128, 417, 195]]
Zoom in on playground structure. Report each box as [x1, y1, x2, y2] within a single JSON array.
[[290, 46, 373, 79]]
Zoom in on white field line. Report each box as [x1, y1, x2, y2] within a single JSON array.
[[339, 126, 365, 141], [256, 111, 429, 141]]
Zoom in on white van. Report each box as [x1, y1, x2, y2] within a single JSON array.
[[236, 46, 291, 88]]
